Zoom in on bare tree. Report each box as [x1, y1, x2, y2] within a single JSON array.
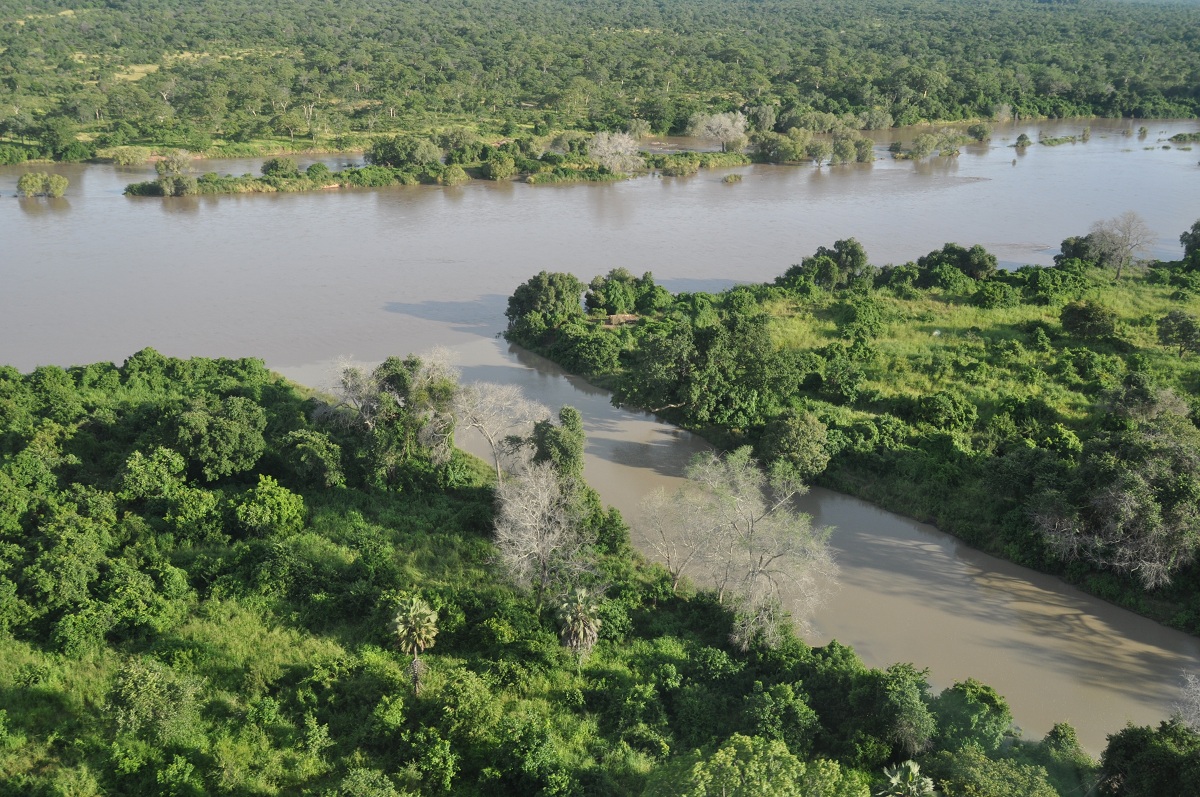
[[454, 381, 549, 483], [687, 112, 749, 152], [645, 447, 836, 649], [1174, 671, 1200, 732], [641, 486, 713, 593], [588, 131, 645, 174], [493, 461, 595, 608], [1089, 211, 1155, 279]]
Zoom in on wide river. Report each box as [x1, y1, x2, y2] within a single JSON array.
[[4, 118, 1200, 753]]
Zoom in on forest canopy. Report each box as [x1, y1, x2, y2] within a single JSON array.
[[2, 0, 1199, 162]]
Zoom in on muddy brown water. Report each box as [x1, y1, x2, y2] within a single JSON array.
[[5, 118, 1200, 752]]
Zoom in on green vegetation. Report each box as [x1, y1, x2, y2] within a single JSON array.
[[12, 349, 1188, 794], [505, 216, 1200, 637], [2, 0, 1199, 164], [14, 171, 67, 197]]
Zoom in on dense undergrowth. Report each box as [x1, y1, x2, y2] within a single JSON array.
[[8, 349, 1191, 795]]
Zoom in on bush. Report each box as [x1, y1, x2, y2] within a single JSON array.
[[261, 157, 300, 177], [972, 281, 1021, 309], [1060, 300, 1117, 339]]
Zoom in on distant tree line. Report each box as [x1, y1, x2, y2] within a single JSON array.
[[2, 0, 1199, 162]]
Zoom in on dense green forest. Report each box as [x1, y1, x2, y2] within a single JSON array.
[[5, 349, 1196, 795], [505, 217, 1200, 637], [2, 0, 1199, 164]]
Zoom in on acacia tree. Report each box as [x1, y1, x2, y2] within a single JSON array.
[[687, 111, 749, 152], [1089, 211, 1154, 279], [588, 131, 644, 173], [645, 447, 835, 649], [453, 381, 548, 483]]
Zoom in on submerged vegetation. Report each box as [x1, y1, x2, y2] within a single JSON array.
[[5, 348, 1192, 795]]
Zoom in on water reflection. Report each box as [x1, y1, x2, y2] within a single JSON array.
[[16, 197, 71, 216]]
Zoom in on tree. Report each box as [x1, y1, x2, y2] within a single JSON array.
[[681, 734, 807, 797], [392, 595, 438, 695], [646, 447, 835, 650], [932, 678, 1013, 753], [1035, 389, 1200, 589], [1181, 219, 1200, 260], [453, 381, 548, 483], [261, 156, 299, 177], [154, 149, 196, 196], [173, 395, 267, 481], [513, 404, 586, 488], [756, 410, 831, 482], [16, 172, 68, 198], [557, 586, 600, 662], [1059, 300, 1117, 339], [505, 271, 585, 343], [1157, 311, 1200, 357], [330, 352, 458, 473], [585, 268, 638, 315], [687, 111, 749, 152], [283, 429, 345, 488], [234, 475, 305, 538], [1099, 720, 1200, 797], [1089, 211, 1154, 279], [588, 131, 644, 173], [1175, 671, 1200, 733], [493, 461, 594, 608]]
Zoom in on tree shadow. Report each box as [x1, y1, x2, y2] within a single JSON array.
[[383, 295, 509, 338]]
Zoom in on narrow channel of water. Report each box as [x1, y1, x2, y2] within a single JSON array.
[[5, 117, 1200, 752]]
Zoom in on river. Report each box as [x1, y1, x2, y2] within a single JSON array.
[[4, 117, 1200, 753]]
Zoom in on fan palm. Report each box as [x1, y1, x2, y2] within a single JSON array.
[[392, 595, 438, 694], [558, 587, 601, 663]]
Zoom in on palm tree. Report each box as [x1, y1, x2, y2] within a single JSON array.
[[558, 587, 601, 664], [392, 595, 438, 694], [876, 760, 937, 797]]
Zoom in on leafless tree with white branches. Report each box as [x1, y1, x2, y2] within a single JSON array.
[[1174, 671, 1200, 731], [642, 446, 836, 650], [589, 131, 646, 174], [454, 381, 549, 483], [493, 461, 595, 608], [1089, 211, 1155, 279]]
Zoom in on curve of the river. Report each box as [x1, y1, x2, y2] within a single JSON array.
[[4, 118, 1200, 753]]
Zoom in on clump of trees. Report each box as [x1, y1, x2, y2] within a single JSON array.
[[16, 171, 68, 198]]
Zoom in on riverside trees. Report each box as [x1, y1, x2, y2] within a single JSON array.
[[0, 349, 1160, 796], [504, 216, 1200, 634]]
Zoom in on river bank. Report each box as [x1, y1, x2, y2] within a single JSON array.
[[5, 118, 1200, 752]]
